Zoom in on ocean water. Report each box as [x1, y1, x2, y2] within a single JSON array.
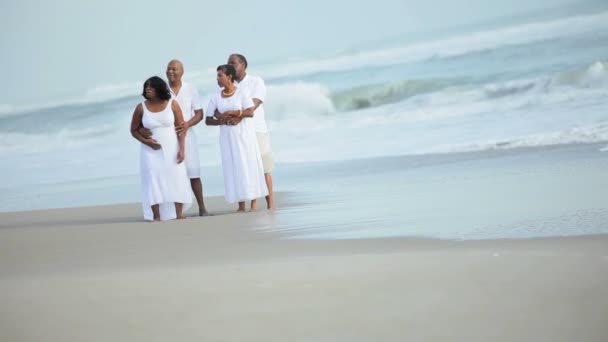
[[1, 5, 607, 240], [259, 143, 608, 240]]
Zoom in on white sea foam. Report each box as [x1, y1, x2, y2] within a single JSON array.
[[430, 124, 608, 155], [265, 82, 336, 120], [264, 61, 608, 163], [0, 125, 127, 155]]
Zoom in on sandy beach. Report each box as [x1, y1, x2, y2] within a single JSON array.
[[3, 1, 608, 340], [2, 142, 608, 342], [1, 191, 607, 341]]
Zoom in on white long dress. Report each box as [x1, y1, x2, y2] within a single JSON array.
[[207, 88, 268, 203], [140, 100, 192, 220]]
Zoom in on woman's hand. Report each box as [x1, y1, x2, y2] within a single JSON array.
[[177, 149, 185, 163], [226, 117, 243, 126], [214, 112, 230, 122], [145, 138, 161, 150]]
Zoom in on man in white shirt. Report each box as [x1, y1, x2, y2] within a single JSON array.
[[227, 54, 275, 209], [140, 60, 208, 216]]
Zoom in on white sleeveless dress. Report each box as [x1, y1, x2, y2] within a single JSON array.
[[140, 100, 192, 220], [206, 88, 268, 203]]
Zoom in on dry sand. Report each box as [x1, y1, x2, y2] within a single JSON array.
[[1, 195, 607, 341]]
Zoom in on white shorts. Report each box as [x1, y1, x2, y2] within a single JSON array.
[[256, 132, 274, 174], [185, 130, 200, 178]]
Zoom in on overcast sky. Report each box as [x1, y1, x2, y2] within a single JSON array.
[[1, 0, 583, 105]]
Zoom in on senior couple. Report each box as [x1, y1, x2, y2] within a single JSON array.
[[129, 54, 274, 221]]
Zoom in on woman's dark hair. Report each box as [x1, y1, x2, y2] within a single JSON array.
[[231, 53, 248, 68], [142, 76, 171, 100], [217, 64, 237, 82]]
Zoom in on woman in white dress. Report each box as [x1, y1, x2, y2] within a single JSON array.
[[205, 64, 268, 212], [130, 76, 192, 221]]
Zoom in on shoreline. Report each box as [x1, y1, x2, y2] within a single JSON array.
[[1, 199, 607, 278], [2, 141, 607, 214]]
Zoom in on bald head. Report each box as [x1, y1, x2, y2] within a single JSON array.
[[166, 59, 184, 85]]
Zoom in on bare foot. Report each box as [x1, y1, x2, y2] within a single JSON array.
[[199, 209, 209, 217], [176, 215, 187, 220]]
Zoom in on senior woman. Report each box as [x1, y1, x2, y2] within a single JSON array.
[[205, 64, 267, 212], [130, 76, 192, 221]]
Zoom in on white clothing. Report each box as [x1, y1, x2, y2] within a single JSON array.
[[170, 82, 203, 121], [236, 74, 268, 133], [256, 132, 274, 173], [140, 100, 192, 220], [170, 82, 203, 178], [183, 132, 200, 178], [206, 88, 268, 203]]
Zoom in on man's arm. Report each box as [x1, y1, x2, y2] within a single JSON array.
[[190, 109, 204, 126], [187, 86, 205, 127], [252, 98, 263, 111], [171, 100, 187, 163], [226, 96, 256, 125], [138, 122, 153, 138], [176, 109, 204, 136], [130, 104, 160, 149], [204, 96, 223, 126], [250, 76, 266, 113], [205, 116, 223, 126]]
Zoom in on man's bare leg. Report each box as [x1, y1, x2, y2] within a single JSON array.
[[237, 202, 246, 212], [190, 178, 208, 216], [250, 199, 257, 211], [265, 173, 274, 209]]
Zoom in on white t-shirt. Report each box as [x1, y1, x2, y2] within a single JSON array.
[[169, 82, 202, 122], [236, 74, 268, 133]]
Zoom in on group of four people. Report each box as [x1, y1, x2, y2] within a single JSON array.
[[129, 54, 274, 221]]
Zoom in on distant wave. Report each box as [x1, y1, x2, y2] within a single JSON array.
[[259, 11, 608, 79], [262, 61, 608, 120], [0, 92, 138, 118], [3, 10, 606, 118], [486, 61, 608, 97], [552, 61, 608, 87], [0, 77, 201, 118], [3, 60, 605, 130], [331, 79, 457, 110], [264, 82, 336, 120]]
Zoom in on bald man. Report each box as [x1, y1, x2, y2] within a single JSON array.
[[140, 60, 208, 216]]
